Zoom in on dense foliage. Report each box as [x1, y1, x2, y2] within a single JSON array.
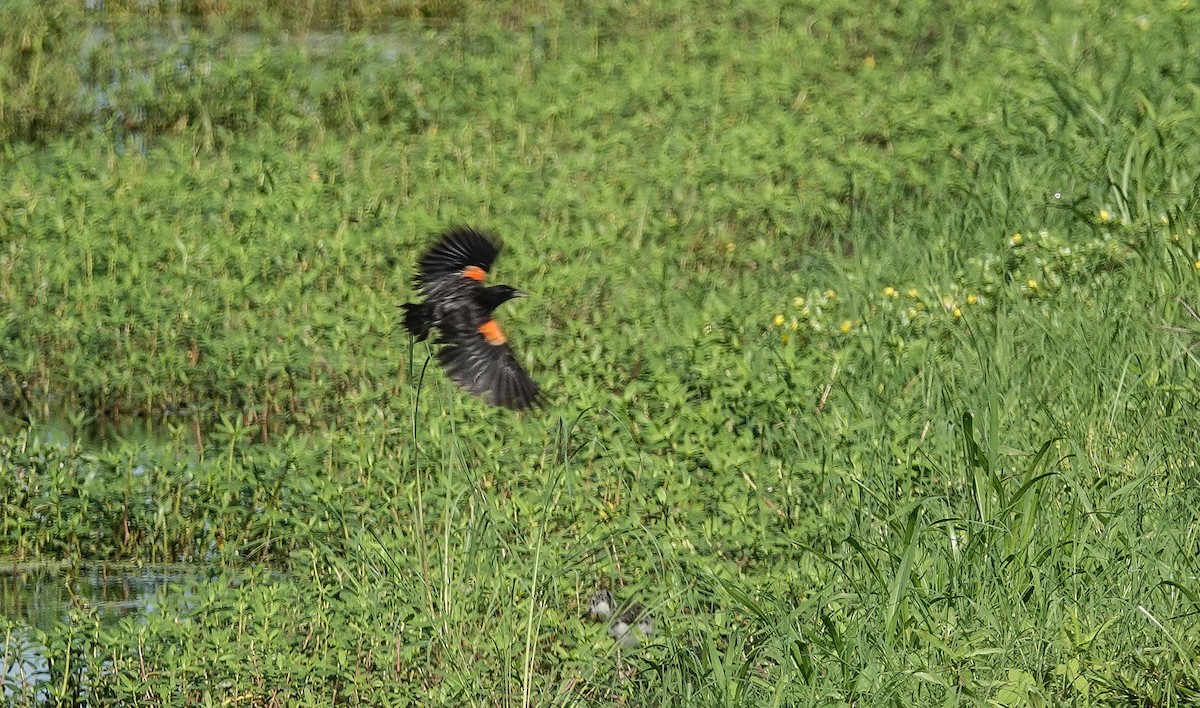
[[3, 0, 1200, 704]]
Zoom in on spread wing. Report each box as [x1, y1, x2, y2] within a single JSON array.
[[435, 308, 540, 410], [414, 227, 501, 290]]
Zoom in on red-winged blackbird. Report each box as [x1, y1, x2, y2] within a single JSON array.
[[401, 227, 541, 410]]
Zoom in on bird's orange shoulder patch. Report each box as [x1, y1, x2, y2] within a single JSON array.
[[478, 319, 507, 345], [462, 265, 487, 282]]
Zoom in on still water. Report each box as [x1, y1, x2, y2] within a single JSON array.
[[1, 563, 193, 702]]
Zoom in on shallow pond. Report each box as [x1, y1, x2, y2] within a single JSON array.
[[2, 563, 195, 702]]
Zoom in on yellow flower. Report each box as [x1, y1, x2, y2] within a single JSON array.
[[883, 286, 897, 299], [907, 288, 919, 298], [725, 242, 735, 253], [953, 307, 962, 318], [1099, 209, 1111, 222], [966, 293, 979, 305], [793, 296, 805, 308], [1010, 233, 1022, 246], [1027, 279, 1038, 290], [789, 318, 799, 330], [839, 320, 853, 334], [864, 54, 876, 69], [1193, 260, 1200, 271], [825, 289, 836, 300], [774, 314, 785, 326]]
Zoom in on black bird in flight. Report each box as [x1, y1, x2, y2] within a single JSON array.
[[401, 227, 541, 410]]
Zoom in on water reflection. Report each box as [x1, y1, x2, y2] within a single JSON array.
[[1, 563, 191, 630], [1, 563, 193, 703], [3, 633, 48, 705]]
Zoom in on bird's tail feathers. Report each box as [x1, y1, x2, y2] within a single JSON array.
[[401, 302, 434, 341]]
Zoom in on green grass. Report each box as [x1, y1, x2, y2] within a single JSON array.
[[3, 0, 1200, 704]]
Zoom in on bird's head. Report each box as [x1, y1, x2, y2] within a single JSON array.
[[478, 284, 524, 312], [586, 589, 615, 620]]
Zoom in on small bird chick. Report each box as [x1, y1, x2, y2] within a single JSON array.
[[587, 589, 653, 647]]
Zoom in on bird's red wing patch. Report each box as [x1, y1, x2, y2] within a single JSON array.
[[478, 320, 507, 345], [462, 265, 487, 282]]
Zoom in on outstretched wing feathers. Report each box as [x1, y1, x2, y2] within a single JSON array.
[[436, 311, 540, 410], [414, 227, 501, 288], [404, 226, 540, 411]]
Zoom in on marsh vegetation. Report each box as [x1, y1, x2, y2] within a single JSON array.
[[3, 0, 1200, 704]]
